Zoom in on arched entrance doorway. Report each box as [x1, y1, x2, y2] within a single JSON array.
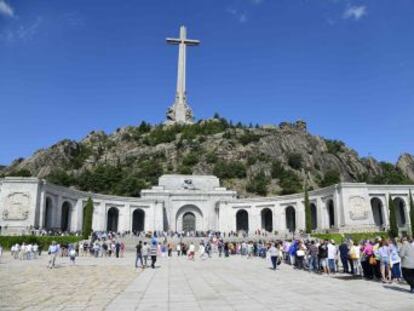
[[236, 209, 249, 232], [371, 198, 384, 227], [285, 206, 296, 232], [132, 209, 145, 233], [107, 207, 119, 232], [310, 203, 317, 230], [393, 197, 407, 227], [44, 197, 53, 230], [176, 205, 203, 232], [61, 201, 71, 232], [183, 212, 196, 232], [327, 200, 335, 228], [261, 208, 273, 232]]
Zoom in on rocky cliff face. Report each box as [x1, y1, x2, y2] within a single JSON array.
[[2, 119, 413, 197]]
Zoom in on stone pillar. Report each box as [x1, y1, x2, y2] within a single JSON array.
[[38, 190, 46, 229], [316, 197, 324, 230], [71, 200, 83, 232], [54, 196, 62, 229], [296, 203, 305, 231]]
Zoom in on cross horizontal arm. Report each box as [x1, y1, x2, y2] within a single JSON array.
[[184, 39, 200, 46], [166, 38, 200, 46], [166, 38, 181, 45]]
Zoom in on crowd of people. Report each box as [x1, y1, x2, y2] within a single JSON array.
[[1, 231, 414, 293]]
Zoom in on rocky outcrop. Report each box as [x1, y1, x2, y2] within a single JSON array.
[[2, 119, 413, 196], [397, 153, 414, 182]]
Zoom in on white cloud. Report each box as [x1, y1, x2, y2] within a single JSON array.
[[343, 5, 367, 21], [0, 16, 43, 43], [0, 0, 14, 17], [227, 7, 248, 23]]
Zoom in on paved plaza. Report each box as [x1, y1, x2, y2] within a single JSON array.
[[1, 253, 414, 311]]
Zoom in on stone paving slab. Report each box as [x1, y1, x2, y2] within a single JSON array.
[[2, 253, 414, 310], [106, 256, 414, 311]]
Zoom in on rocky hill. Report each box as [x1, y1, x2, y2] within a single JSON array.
[[1, 117, 413, 198]]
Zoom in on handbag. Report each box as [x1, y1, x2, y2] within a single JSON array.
[[369, 256, 377, 265]]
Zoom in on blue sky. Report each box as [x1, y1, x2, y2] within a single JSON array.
[[0, 0, 413, 165]]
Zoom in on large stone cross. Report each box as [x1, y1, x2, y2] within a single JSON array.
[[165, 26, 200, 124]]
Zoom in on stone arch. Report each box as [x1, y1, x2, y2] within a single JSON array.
[[310, 203, 317, 230], [327, 199, 335, 228], [370, 197, 384, 227], [176, 205, 203, 232], [236, 209, 249, 232], [61, 201, 72, 232], [107, 207, 119, 232], [261, 208, 273, 232], [132, 209, 145, 233], [393, 197, 407, 227], [285, 206, 296, 232], [44, 197, 53, 230]]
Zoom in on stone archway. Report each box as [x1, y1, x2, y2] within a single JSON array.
[[371, 197, 384, 227], [107, 207, 119, 232], [285, 206, 296, 232], [176, 205, 203, 232], [310, 203, 317, 230], [327, 200, 335, 228], [61, 201, 72, 232], [393, 197, 407, 227], [261, 208, 273, 232], [44, 197, 53, 230], [236, 209, 249, 232], [132, 209, 145, 233]]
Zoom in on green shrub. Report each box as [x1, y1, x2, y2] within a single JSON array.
[[213, 161, 246, 179], [246, 171, 269, 196], [279, 171, 302, 194], [287, 153, 303, 170], [182, 152, 199, 166], [370, 162, 413, 185], [238, 131, 262, 145], [0, 236, 83, 250], [178, 165, 193, 174], [205, 152, 218, 164], [320, 170, 340, 187], [271, 161, 285, 178], [46, 169, 76, 187], [7, 169, 32, 177], [325, 139, 345, 154]]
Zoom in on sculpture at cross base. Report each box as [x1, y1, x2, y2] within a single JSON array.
[[165, 26, 200, 125]]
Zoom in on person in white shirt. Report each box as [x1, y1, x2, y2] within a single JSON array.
[[33, 244, 38, 259], [176, 243, 181, 256], [188, 243, 195, 260], [268, 243, 278, 270], [48, 241, 60, 269], [327, 240, 338, 274]]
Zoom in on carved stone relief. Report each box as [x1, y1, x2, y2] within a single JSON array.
[[349, 196, 368, 220], [2, 192, 31, 220]]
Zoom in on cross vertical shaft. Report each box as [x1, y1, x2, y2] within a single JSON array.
[[165, 26, 200, 124]]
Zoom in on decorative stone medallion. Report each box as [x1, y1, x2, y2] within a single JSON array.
[[2, 192, 30, 220], [348, 196, 368, 220]]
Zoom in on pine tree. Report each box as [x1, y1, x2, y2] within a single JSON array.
[[409, 189, 414, 236], [388, 196, 399, 238], [82, 197, 94, 240], [304, 180, 312, 234]]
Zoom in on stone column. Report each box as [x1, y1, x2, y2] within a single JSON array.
[[38, 190, 46, 229], [54, 196, 62, 230]]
